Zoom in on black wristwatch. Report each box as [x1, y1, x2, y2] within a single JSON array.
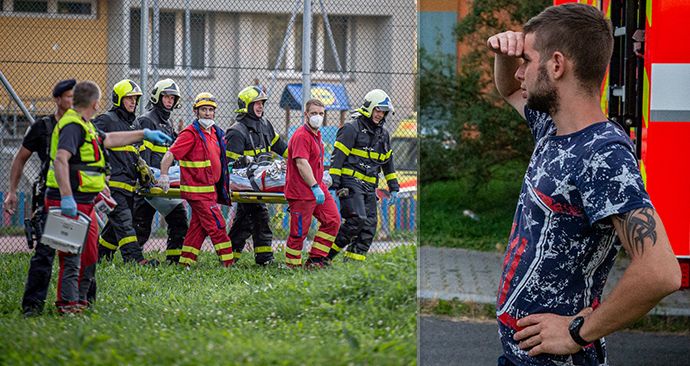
[[568, 316, 590, 347]]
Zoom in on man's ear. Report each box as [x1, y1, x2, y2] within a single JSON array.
[[551, 51, 566, 80]]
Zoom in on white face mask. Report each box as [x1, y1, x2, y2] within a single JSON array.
[[308, 115, 323, 129], [198, 118, 215, 129]]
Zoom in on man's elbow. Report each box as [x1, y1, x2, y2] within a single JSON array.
[[648, 259, 682, 296]]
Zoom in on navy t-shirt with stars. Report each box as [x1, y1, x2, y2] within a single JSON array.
[[496, 107, 652, 366]]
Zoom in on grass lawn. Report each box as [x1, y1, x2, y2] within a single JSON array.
[[420, 160, 526, 251], [0, 245, 416, 366]]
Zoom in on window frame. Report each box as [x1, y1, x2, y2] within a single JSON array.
[[269, 15, 353, 81], [1, 0, 97, 19], [129, 8, 211, 77]]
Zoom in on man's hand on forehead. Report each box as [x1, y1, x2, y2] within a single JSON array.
[[487, 31, 525, 57]]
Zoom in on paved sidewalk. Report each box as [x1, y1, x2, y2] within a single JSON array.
[[418, 246, 690, 316]]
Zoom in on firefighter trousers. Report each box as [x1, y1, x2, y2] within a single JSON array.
[[285, 195, 340, 266], [180, 200, 234, 267], [98, 190, 145, 263], [229, 202, 274, 265], [45, 199, 98, 313], [328, 188, 377, 262], [132, 195, 188, 263]]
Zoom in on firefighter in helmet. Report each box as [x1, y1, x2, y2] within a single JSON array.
[[327, 89, 399, 262], [132, 78, 188, 264], [95, 79, 158, 265], [225, 85, 288, 265]]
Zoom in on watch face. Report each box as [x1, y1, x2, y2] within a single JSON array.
[[569, 316, 583, 331]]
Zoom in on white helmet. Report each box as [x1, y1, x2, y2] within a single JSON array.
[[150, 78, 181, 109], [357, 89, 393, 118]]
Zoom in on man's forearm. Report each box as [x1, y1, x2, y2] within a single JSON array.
[[54, 155, 73, 197], [494, 54, 521, 98], [9, 148, 31, 193], [296, 158, 317, 186], [104, 130, 144, 148], [160, 151, 174, 175]]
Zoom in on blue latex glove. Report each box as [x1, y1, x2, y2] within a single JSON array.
[[389, 191, 398, 207], [143, 128, 173, 145], [311, 184, 325, 204], [61, 195, 77, 217]]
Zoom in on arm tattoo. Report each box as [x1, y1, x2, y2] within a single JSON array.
[[613, 208, 657, 257]]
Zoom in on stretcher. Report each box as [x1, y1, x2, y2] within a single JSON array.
[[139, 187, 288, 204]]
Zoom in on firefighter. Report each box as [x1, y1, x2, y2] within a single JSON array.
[[45, 80, 172, 313], [4, 79, 75, 316], [284, 99, 340, 268], [132, 78, 188, 264], [94, 79, 157, 265], [158, 92, 234, 267], [327, 89, 399, 262], [225, 85, 288, 266]]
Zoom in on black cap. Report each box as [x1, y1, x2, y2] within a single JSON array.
[[52, 79, 76, 98]]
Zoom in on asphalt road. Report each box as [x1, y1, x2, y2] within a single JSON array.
[[419, 316, 690, 366]]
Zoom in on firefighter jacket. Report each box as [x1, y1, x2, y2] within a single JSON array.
[[46, 108, 107, 194], [134, 106, 176, 169], [177, 121, 231, 204], [94, 108, 140, 194], [329, 113, 399, 192], [225, 114, 288, 166]]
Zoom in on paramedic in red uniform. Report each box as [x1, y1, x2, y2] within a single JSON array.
[[158, 92, 234, 267], [283, 99, 340, 268]]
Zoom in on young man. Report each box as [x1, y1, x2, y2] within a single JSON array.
[[283, 99, 340, 268], [225, 85, 288, 266], [4, 79, 74, 316], [159, 92, 234, 267], [133, 78, 188, 264], [487, 4, 681, 365], [327, 89, 399, 262], [95, 79, 157, 266], [45, 80, 171, 314]]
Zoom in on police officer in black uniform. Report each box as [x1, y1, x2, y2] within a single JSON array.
[[132, 78, 188, 264], [327, 89, 399, 262], [225, 85, 288, 265], [4, 79, 76, 316], [95, 79, 156, 265]]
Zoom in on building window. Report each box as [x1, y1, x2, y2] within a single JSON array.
[[268, 15, 351, 76], [6, 0, 95, 16], [129, 8, 208, 73]]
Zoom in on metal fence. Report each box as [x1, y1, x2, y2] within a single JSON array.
[[0, 0, 417, 254]]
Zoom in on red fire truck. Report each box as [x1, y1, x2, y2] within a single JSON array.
[[555, 0, 690, 288]]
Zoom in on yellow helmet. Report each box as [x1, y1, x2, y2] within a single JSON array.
[[193, 92, 218, 109], [150, 78, 181, 109], [112, 79, 143, 108], [356, 89, 393, 118], [235, 86, 267, 114]]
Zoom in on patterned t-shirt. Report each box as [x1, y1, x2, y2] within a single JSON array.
[[496, 107, 652, 366]]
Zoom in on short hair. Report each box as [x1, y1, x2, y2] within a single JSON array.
[[305, 98, 325, 113], [524, 3, 613, 92], [73, 81, 101, 108]]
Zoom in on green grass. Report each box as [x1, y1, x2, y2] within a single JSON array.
[[0, 246, 416, 366], [420, 160, 525, 250]]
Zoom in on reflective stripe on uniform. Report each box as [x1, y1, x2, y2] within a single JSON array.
[[243, 148, 268, 156], [180, 185, 215, 193], [181, 245, 200, 255], [166, 249, 182, 256], [349, 148, 393, 162], [285, 257, 302, 265], [271, 133, 280, 146], [334, 141, 350, 155], [109, 145, 138, 153], [329, 168, 342, 176], [118, 236, 137, 247], [140, 140, 168, 154], [341, 168, 377, 184], [315, 231, 336, 243], [311, 242, 331, 253], [285, 246, 302, 256], [254, 246, 273, 253], [214, 241, 231, 251], [385, 172, 398, 182], [331, 243, 342, 252], [282, 149, 288, 158], [108, 180, 136, 192], [226, 150, 241, 160], [99, 237, 117, 250], [233, 252, 243, 259], [179, 160, 211, 168], [179, 256, 196, 265], [219, 253, 234, 262], [344, 252, 366, 261]]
